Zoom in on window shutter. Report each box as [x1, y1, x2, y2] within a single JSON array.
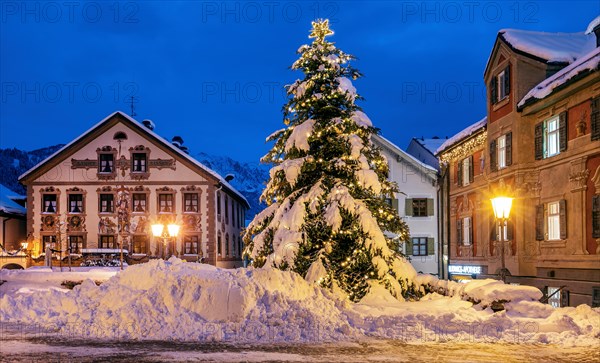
[[457, 219, 463, 244], [490, 78, 497, 104], [427, 238, 435, 255], [536, 205, 544, 241], [468, 217, 473, 244], [507, 220, 514, 240], [469, 155, 474, 183], [404, 198, 413, 216], [559, 199, 567, 239], [490, 139, 497, 172], [535, 122, 544, 160], [505, 132, 512, 166], [490, 217, 497, 241], [457, 161, 463, 186], [426, 199, 434, 216], [561, 290, 570, 307], [592, 97, 600, 141], [405, 239, 413, 256], [592, 195, 600, 238], [559, 112, 568, 151], [391, 198, 399, 212], [504, 65, 511, 96]]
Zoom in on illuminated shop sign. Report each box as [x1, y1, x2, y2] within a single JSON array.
[[449, 265, 482, 275]]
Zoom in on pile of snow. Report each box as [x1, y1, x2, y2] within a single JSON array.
[[519, 47, 600, 107], [1, 258, 598, 346], [499, 29, 594, 63], [435, 116, 487, 155], [1, 258, 355, 342], [416, 275, 542, 306]]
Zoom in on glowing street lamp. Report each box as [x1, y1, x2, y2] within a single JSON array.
[[491, 196, 513, 283], [151, 223, 180, 259]]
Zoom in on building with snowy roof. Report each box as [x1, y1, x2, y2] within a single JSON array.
[[0, 184, 27, 269], [438, 16, 600, 307], [405, 136, 447, 171], [372, 134, 440, 276], [18, 111, 249, 268]]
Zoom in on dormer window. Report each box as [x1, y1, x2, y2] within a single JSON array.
[[490, 65, 510, 105]]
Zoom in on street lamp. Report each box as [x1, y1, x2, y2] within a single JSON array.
[[491, 196, 513, 283], [151, 223, 180, 259]]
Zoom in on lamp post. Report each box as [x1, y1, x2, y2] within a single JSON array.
[[151, 223, 180, 259], [491, 196, 513, 283]]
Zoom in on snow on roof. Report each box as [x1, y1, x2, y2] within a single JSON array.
[[586, 15, 600, 35], [0, 184, 26, 216], [414, 138, 447, 156], [18, 111, 249, 207], [372, 134, 438, 176], [499, 29, 595, 63], [435, 117, 487, 155], [519, 47, 600, 108]]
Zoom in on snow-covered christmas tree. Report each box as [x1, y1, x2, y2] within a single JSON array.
[[243, 19, 418, 302]]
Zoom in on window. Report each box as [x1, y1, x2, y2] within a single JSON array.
[[547, 287, 561, 308], [412, 237, 427, 256], [132, 235, 148, 254], [412, 199, 427, 217], [490, 65, 510, 104], [42, 235, 56, 252], [225, 196, 229, 221], [593, 195, 600, 239], [457, 217, 472, 246], [184, 193, 199, 213], [43, 194, 57, 213], [132, 193, 147, 212], [462, 158, 470, 186], [184, 235, 199, 254], [404, 198, 433, 217], [535, 114, 567, 160], [463, 217, 471, 245], [99, 153, 114, 173], [225, 234, 230, 256], [497, 70, 507, 100], [217, 233, 222, 256], [546, 116, 560, 157], [547, 201, 560, 240], [158, 194, 173, 213], [497, 135, 506, 169], [99, 235, 115, 249], [69, 235, 84, 254], [132, 153, 147, 172], [68, 194, 83, 213], [217, 192, 222, 215], [99, 194, 114, 213]]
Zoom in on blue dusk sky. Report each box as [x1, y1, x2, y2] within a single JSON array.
[[1, 1, 598, 162]]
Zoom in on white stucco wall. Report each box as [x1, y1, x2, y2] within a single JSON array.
[[376, 138, 439, 275]]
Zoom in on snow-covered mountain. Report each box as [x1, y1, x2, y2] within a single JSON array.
[[194, 152, 269, 219], [0, 146, 269, 219], [0, 144, 65, 195]]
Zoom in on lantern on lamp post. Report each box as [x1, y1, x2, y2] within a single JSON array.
[[151, 223, 180, 259], [491, 196, 513, 283]]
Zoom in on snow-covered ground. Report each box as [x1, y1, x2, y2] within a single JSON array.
[[1, 258, 598, 361]]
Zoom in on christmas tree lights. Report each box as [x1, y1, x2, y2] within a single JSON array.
[[243, 19, 418, 302]]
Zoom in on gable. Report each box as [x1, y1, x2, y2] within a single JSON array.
[[19, 111, 249, 207]]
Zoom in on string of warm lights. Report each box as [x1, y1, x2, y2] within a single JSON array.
[[438, 132, 487, 164]]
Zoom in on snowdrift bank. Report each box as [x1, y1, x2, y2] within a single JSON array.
[[1, 258, 598, 346]]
